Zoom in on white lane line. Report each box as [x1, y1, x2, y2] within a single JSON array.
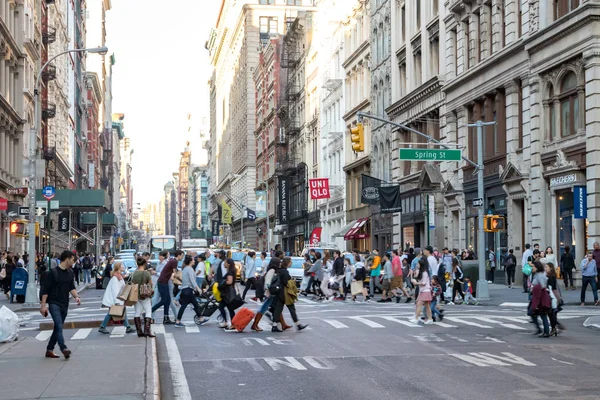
[[470, 317, 526, 330], [164, 332, 192, 400], [185, 325, 200, 333], [258, 321, 272, 331], [152, 324, 166, 334], [71, 328, 92, 340], [493, 316, 532, 324], [433, 321, 458, 328], [445, 317, 492, 328], [298, 298, 318, 304], [378, 316, 422, 328], [322, 319, 349, 329], [35, 330, 53, 341], [499, 302, 529, 307], [110, 326, 126, 337], [348, 316, 385, 328]]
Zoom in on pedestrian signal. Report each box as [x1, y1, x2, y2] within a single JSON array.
[[10, 220, 26, 236], [484, 215, 505, 232]]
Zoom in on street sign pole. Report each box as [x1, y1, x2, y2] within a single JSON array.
[[47, 199, 51, 270]]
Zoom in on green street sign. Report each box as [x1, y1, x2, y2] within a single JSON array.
[[399, 148, 462, 161]]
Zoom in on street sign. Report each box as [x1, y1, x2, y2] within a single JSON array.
[[472, 198, 484, 207], [42, 185, 56, 200], [399, 148, 462, 161], [50, 200, 59, 209], [18, 207, 29, 216], [7, 187, 27, 196], [37, 201, 47, 208], [36, 207, 47, 217]]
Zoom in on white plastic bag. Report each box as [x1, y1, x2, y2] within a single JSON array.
[[0, 306, 19, 343]]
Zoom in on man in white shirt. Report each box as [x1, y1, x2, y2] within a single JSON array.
[[424, 246, 439, 277], [521, 243, 532, 293]]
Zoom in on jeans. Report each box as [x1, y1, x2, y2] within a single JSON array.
[[430, 299, 442, 318], [522, 273, 529, 292], [258, 296, 273, 314], [82, 269, 91, 284], [581, 276, 598, 303], [487, 268, 495, 283], [563, 268, 574, 288], [151, 282, 172, 318], [100, 308, 130, 328], [218, 301, 236, 324], [196, 277, 205, 289], [48, 303, 68, 351], [369, 275, 382, 296], [177, 288, 201, 321], [272, 297, 298, 324], [532, 313, 550, 334], [506, 267, 515, 286]]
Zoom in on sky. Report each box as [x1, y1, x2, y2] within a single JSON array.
[[105, 0, 222, 206]]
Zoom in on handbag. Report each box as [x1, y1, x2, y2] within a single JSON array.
[[109, 305, 125, 321], [125, 283, 139, 306], [117, 283, 131, 301], [0, 267, 5, 280], [139, 283, 154, 299], [224, 285, 245, 309], [351, 281, 363, 296]]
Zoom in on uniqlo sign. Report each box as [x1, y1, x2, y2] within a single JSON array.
[[309, 178, 330, 200]]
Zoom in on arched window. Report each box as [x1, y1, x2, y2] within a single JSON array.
[[373, 28, 378, 62], [373, 145, 380, 177], [384, 140, 391, 181], [560, 71, 579, 137]]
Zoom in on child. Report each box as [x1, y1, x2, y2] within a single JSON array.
[[463, 276, 479, 305], [430, 276, 444, 322]]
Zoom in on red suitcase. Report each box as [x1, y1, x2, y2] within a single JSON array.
[[231, 307, 255, 332]]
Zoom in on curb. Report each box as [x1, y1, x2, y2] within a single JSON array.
[[39, 318, 136, 331], [145, 338, 160, 400], [10, 283, 93, 313]]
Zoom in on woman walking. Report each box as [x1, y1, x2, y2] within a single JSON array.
[[1, 256, 15, 299], [529, 261, 551, 338], [218, 258, 239, 331], [320, 250, 333, 301], [271, 257, 308, 332], [545, 262, 565, 336], [98, 262, 135, 334], [409, 258, 433, 325], [450, 258, 465, 305], [174, 255, 209, 328], [342, 256, 354, 300], [351, 255, 370, 302], [242, 251, 257, 300], [251, 257, 291, 331], [132, 257, 155, 337]]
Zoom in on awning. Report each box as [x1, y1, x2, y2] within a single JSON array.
[[333, 219, 358, 238], [344, 217, 369, 240]]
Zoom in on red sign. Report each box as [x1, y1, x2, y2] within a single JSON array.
[[309, 178, 330, 200], [0, 198, 7, 211], [310, 227, 322, 246], [7, 187, 27, 196]]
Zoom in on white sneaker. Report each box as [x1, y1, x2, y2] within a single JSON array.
[[424, 320, 433, 325], [447, 301, 455, 305], [487, 281, 493, 284], [219, 322, 228, 328], [408, 318, 419, 324]]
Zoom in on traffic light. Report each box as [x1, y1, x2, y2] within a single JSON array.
[[10, 220, 27, 237], [350, 122, 364, 152], [483, 215, 505, 232]]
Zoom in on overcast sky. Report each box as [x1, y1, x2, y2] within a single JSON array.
[[106, 0, 221, 205]]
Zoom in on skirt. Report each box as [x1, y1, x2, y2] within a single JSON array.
[[417, 291, 432, 302]]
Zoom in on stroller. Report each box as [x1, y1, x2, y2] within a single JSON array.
[[193, 290, 224, 325]]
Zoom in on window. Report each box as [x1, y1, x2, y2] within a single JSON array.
[[517, 80, 523, 149], [401, 5, 406, 42], [414, 52, 422, 86], [517, 0, 522, 38], [259, 0, 274, 4], [433, 0, 439, 16], [430, 37, 439, 76], [499, 2, 505, 48], [259, 16, 278, 42], [559, 72, 580, 137], [452, 28, 458, 75], [373, 28, 378, 62], [463, 20, 470, 69], [399, 62, 407, 96], [554, 0, 580, 20], [416, 0, 421, 30], [483, 3, 492, 57], [287, 0, 301, 5]]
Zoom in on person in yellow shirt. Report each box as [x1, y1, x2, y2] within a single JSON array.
[[369, 250, 383, 297]]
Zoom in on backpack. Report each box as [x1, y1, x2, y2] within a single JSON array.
[[83, 257, 92, 269], [269, 272, 282, 294], [354, 266, 366, 282], [504, 256, 515, 268]]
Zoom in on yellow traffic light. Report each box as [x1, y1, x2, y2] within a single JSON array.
[[483, 216, 492, 232], [350, 122, 364, 152], [10, 220, 27, 236]]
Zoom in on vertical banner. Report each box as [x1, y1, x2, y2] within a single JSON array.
[[255, 190, 267, 218], [309, 178, 330, 199], [378, 185, 402, 213], [57, 211, 70, 232], [221, 201, 232, 224], [211, 219, 221, 237], [278, 176, 290, 225], [310, 227, 322, 245], [428, 195, 435, 229], [574, 186, 587, 219]]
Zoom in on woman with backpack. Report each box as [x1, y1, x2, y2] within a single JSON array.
[[270, 257, 308, 332], [351, 254, 369, 302], [174, 255, 209, 328]]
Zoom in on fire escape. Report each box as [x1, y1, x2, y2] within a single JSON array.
[[42, 7, 59, 187]]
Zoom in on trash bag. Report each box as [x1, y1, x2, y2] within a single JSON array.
[[0, 306, 19, 343]]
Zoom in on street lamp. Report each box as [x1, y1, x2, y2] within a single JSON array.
[[24, 47, 108, 307]]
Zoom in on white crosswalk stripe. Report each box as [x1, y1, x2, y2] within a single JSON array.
[[349, 316, 385, 328], [323, 319, 349, 329], [185, 325, 200, 333], [469, 316, 526, 330], [444, 317, 493, 328], [71, 328, 92, 340], [110, 326, 126, 337], [378, 316, 422, 328], [35, 330, 53, 341]]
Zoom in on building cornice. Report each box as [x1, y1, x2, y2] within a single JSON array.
[[342, 40, 370, 69], [386, 76, 441, 118], [343, 98, 370, 121]]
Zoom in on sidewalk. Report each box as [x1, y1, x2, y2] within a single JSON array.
[[0, 336, 158, 400], [479, 282, 598, 306], [0, 282, 93, 313]]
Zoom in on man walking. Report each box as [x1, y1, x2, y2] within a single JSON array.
[[82, 253, 93, 285], [580, 250, 599, 306], [368, 250, 383, 297], [40, 250, 80, 359], [151, 250, 184, 324]]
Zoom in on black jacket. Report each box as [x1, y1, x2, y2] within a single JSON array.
[[333, 257, 344, 276]]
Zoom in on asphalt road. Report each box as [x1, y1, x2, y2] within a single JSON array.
[[14, 286, 600, 400]]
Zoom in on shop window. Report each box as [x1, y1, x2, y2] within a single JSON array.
[[558, 191, 575, 256], [466, 216, 477, 257]]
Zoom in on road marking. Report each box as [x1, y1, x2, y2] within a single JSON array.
[[551, 357, 574, 366], [584, 317, 600, 329], [470, 316, 526, 330], [445, 317, 492, 328], [298, 298, 318, 304], [71, 328, 92, 340], [323, 319, 349, 329], [410, 334, 444, 342], [379, 316, 422, 328], [110, 326, 126, 337], [164, 332, 192, 400], [494, 316, 531, 324], [348, 316, 385, 328], [35, 330, 53, 341], [152, 325, 166, 334], [433, 321, 458, 328], [241, 338, 269, 346], [185, 325, 200, 333], [451, 352, 536, 367], [444, 334, 468, 343], [500, 302, 529, 307], [264, 357, 307, 371]]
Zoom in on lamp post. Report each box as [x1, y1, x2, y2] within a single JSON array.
[[24, 47, 108, 307]]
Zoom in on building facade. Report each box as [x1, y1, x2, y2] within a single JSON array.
[[342, 0, 372, 252]]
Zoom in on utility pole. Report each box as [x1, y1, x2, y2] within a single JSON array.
[[356, 112, 495, 300]]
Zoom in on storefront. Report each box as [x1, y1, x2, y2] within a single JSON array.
[[399, 191, 425, 249], [344, 217, 370, 252], [464, 181, 507, 258], [371, 207, 392, 254]]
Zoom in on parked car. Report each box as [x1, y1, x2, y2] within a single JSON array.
[[288, 257, 307, 286]]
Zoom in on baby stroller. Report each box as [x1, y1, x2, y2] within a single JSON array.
[[194, 290, 224, 325]]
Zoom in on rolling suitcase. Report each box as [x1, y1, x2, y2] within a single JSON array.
[[231, 307, 255, 332]]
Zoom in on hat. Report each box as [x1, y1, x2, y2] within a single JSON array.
[[425, 246, 434, 254]]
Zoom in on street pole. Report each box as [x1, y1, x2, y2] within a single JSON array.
[[265, 180, 270, 252], [46, 199, 51, 270], [241, 205, 244, 248], [24, 47, 108, 307], [426, 194, 430, 245]]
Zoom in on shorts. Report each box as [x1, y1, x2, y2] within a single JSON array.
[[382, 279, 391, 291], [391, 276, 404, 288]]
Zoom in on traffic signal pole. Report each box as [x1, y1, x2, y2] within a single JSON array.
[[356, 112, 495, 300]]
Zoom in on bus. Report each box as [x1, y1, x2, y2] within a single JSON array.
[[181, 238, 208, 250], [149, 235, 177, 267]]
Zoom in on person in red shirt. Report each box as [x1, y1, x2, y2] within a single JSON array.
[[151, 250, 184, 324], [392, 250, 412, 303]]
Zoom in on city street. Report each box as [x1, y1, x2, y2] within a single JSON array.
[[9, 285, 600, 400]]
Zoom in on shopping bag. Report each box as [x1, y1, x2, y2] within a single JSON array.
[[117, 284, 131, 301], [109, 304, 125, 317], [0, 306, 19, 342], [125, 283, 139, 306], [351, 281, 363, 296]]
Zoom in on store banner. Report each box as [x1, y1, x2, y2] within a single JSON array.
[[309, 178, 330, 200], [361, 174, 381, 205], [221, 201, 232, 224], [278, 176, 291, 225], [574, 185, 587, 219], [212, 219, 221, 237], [428, 195, 435, 229], [379, 185, 402, 213], [57, 211, 70, 232], [255, 190, 267, 218], [310, 227, 322, 245], [0, 197, 7, 211]]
